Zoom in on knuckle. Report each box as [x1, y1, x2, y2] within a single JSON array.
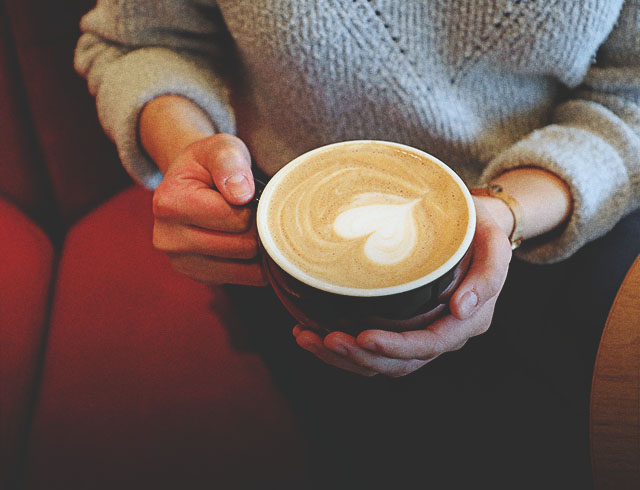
[[491, 227, 513, 262], [152, 188, 179, 220], [151, 191, 165, 218], [240, 241, 260, 260], [409, 335, 440, 360], [475, 319, 492, 336], [417, 349, 438, 361], [152, 225, 171, 252], [428, 337, 448, 357], [483, 221, 511, 256], [387, 363, 416, 378], [451, 340, 468, 352], [486, 275, 503, 298], [227, 208, 254, 232], [487, 223, 511, 253], [498, 235, 513, 262], [152, 225, 187, 254]]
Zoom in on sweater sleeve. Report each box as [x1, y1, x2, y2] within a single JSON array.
[[74, 0, 236, 189], [481, 0, 640, 264]]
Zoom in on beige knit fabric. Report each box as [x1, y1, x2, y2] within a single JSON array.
[[75, 0, 640, 263]]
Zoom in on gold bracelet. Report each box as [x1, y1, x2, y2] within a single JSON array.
[[470, 184, 524, 250]]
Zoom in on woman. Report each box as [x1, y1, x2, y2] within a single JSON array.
[[76, 1, 639, 486]]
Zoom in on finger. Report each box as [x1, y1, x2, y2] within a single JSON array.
[[293, 328, 378, 377], [324, 332, 428, 377], [192, 133, 255, 205], [357, 297, 497, 360], [450, 202, 512, 320], [153, 176, 253, 233], [154, 219, 259, 259], [169, 253, 267, 286]]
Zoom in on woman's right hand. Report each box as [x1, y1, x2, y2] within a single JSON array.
[[151, 133, 267, 286]]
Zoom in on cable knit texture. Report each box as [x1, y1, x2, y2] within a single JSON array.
[[75, 0, 640, 263]]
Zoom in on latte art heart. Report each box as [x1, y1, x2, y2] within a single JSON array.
[[333, 193, 421, 265], [261, 143, 470, 289]]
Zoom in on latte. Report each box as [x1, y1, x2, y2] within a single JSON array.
[[257, 141, 473, 293]]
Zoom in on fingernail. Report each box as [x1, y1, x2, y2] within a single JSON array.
[[224, 174, 252, 200], [459, 291, 478, 318]]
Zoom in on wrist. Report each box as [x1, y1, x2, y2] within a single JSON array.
[[471, 182, 524, 250], [473, 195, 514, 237], [492, 168, 572, 239], [140, 95, 215, 174]]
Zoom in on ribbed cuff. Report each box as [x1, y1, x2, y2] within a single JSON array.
[[481, 124, 630, 264]]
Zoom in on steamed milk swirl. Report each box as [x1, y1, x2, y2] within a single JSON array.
[[332, 193, 421, 265], [265, 144, 469, 289]]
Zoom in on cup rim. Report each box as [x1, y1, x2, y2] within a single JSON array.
[[256, 140, 476, 297]]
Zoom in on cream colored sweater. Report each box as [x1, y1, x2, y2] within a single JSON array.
[[75, 0, 640, 263]]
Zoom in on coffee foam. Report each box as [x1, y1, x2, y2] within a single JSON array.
[[332, 193, 420, 265], [258, 141, 474, 294]]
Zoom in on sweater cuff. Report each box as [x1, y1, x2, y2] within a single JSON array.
[[481, 125, 630, 264], [94, 47, 235, 189]]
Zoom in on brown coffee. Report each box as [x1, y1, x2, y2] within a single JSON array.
[[260, 142, 470, 290]]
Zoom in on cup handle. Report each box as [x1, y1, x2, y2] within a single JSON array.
[[252, 177, 267, 205]]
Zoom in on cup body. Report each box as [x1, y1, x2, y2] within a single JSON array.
[[257, 140, 475, 335]]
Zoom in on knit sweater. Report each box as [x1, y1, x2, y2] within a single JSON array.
[[75, 0, 640, 264]]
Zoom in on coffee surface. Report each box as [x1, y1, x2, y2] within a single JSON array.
[[263, 143, 469, 290]]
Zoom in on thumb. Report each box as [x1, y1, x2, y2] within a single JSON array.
[[195, 133, 255, 205], [449, 199, 512, 320]]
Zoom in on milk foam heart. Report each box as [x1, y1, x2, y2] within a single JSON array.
[[333, 193, 421, 265], [260, 142, 471, 290]]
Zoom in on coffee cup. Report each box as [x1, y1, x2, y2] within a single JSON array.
[[256, 140, 475, 336]]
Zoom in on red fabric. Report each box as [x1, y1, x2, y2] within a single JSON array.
[[24, 186, 308, 489], [4, 0, 131, 226], [0, 197, 54, 489], [0, 6, 50, 219]]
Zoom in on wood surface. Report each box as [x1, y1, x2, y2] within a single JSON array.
[[590, 254, 640, 489]]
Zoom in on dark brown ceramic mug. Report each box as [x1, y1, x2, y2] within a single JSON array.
[[256, 141, 476, 336]]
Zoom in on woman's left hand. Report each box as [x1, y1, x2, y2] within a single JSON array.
[[293, 198, 513, 377]]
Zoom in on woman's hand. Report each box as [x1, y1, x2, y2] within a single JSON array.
[[139, 96, 266, 286], [293, 198, 513, 377], [152, 133, 267, 286]]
